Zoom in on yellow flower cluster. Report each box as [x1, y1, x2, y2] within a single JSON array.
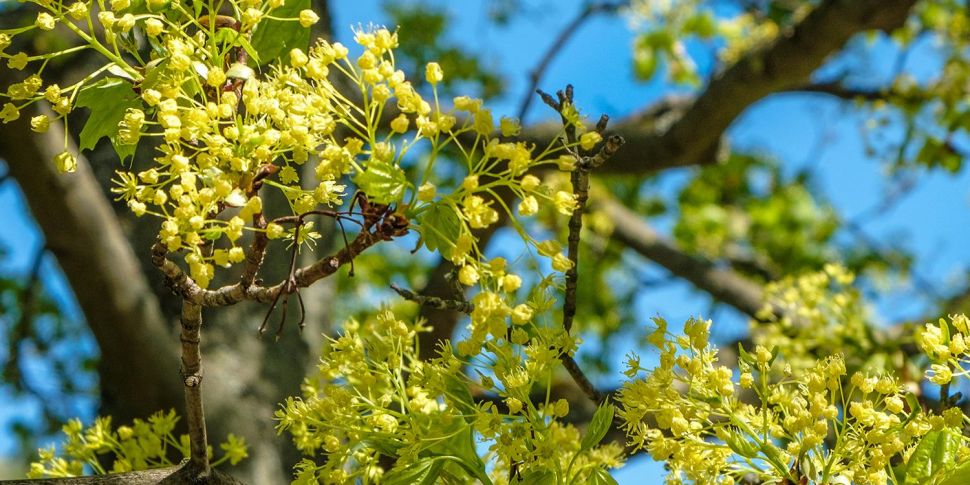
[[28, 410, 247, 478], [277, 309, 623, 484], [753, 264, 872, 371], [620, 317, 941, 484], [277, 312, 457, 483], [917, 314, 970, 385], [3, 0, 600, 290]]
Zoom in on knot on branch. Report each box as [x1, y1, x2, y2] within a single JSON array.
[[182, 372, 202, 387]]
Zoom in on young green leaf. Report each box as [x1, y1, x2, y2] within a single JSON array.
[[249, 0, 311, 65], [382, 457, 445, 485], [75, 78, 141, 162], [581, 402, 615, 451], [904, 428, 962, 484], [353, 159, 408, 205], [418, 203, 461, 254], [938, 458, 970, 485], [588, 468, 619, 485], [513, 469, 556, 485]]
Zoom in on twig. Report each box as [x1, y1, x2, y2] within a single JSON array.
[[540, 85, 624, 404], [150, 201, 402, 312], [517, 1, 625, 122], [0, 466, 244, 484], [179, 299, 209, 477], [390, 283, 474, 314]]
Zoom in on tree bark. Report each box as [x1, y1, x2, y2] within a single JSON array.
[[0, 466, 243, 485], [0, 106, 183, 424]]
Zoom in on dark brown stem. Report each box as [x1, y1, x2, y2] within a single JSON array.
[[560, 354, 603, 404], [541, 87, 625, 404], [151, 225, 385, 309], [240, 211, 267, 288], [562, 167, 587, 335], [0, 466, 245, 484], [180, 299, 209, 476]]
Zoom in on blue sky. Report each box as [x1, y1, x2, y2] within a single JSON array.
[[2, 0, 970, 481]]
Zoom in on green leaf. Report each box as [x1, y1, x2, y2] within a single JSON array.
[[418, 203, 461, 255], [904, 393, 922, 425], [587, 468, 619, 485], [249, 0, 311, 65], [904, 428, 962, 484], [939, 458, 970, 485], [76, 78, 141, 162], [513, 469, 556, 485], [441, 373, 476, 419], [737, 342, 755, 365], [426, 423, 490, 484], [581, 402, 615, 451], [365, 435, 404, 457], [236, 36, 261, 65], [382, 457, 445, 485], [353, 159, 408, 205]]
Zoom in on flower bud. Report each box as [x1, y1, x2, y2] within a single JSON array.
[[425, 62, 443, 85]]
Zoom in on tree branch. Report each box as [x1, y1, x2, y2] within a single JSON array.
[[789, 81, 932, 104], [537, 86, 626, 405], [0, 104, 182, 423], [602, 0, 917, 174], [0, 466, 244, 484], [596, 197, 767, 319], [179, 300, 209, 476], [151, 226, 385, 309]]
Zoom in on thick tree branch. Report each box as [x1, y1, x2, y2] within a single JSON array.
[[0, 466, 244, 484], [0, 105, 182, 423], [790, 81, 933, 104], [602, 0, 917, 174], [596, 197, 766, 319], [179, 300, 209, 476]]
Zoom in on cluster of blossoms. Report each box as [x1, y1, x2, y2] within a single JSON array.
[[2, 0, 597, 291], [753, 264, 873, 372], [276, 310, 623, 484], [6, 1, 623, 482], [28, 410, 247, 478], [618, 316, 963, 485], [917, 313, 970, 386]]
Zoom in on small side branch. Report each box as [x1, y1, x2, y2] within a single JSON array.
[[563, 134, 624, 334], [179, 299, 209, 477], [149, 228, 385, 309], [390, 283, 474, 314], [540, 85, 625, 405], [0, 466, 244, 484]]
